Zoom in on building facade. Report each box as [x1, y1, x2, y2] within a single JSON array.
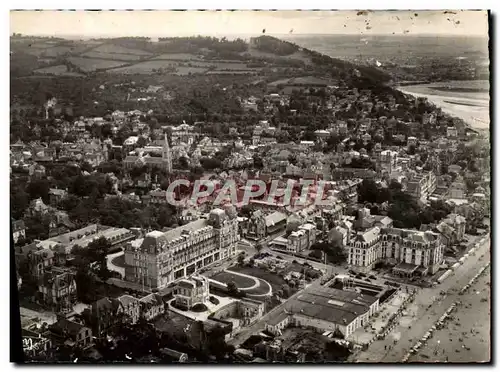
[[38, 268, 77, 313], [123, 133, 172, 173], [347, 227, 445, 276], [124, 208, 239, 289], [286, 223, 317, 253], [174, 275, 210, 310]]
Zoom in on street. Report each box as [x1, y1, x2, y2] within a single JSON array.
[[353, 235, 490, 363]]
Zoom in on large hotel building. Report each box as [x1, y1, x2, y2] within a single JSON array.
[[124, 207, 239, 289], [347, 226, 445, 276]]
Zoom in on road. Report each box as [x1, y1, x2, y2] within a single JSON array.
[[228, 278, 323, 347], [353, 235, 490, 363]]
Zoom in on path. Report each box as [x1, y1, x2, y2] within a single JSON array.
[[106, 250, 125, 278]]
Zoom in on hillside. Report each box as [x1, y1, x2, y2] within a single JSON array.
[[10, 35, 391, 84]]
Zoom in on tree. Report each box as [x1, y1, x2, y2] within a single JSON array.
[[75, 265, 97, 303], [10, 186, 29, 220], [407, 144, 416, 155], [237, 252, 245, 266], [226, 281, 238, 296], [26, 178, 51, 202], [281, 284, 291, 298], [136, 136, 148, 148], [255, 242, 264, 253], [179, 156, 189, 169], [240, 205, 252, 218], [310, 241, 346, 265], [357, 179, 379, 204]]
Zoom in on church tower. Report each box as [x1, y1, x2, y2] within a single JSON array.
[[162, 133, 173, 173]]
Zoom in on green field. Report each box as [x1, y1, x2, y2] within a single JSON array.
[[34, 64, 84, 76], [81, 51, 145, 61], [68, 57, 128, 72], [108, 61, 208, 75], [89, 43, 152, 56]]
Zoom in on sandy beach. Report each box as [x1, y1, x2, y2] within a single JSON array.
[[398, 80, 490, 130], [354, 236, 491, 363], [408, 267, 490, 363]]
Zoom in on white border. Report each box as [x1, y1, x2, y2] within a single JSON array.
[[3, 2, 497, 372]]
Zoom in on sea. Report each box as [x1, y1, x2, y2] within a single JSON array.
[[282, 34, 490, 130]]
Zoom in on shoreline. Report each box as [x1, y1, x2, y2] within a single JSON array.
[[396, 84, 490, 131]]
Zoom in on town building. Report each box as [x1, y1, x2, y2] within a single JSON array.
[[406, 171, 437, 202], [12, 220, 26, 243], [48, 188, 68, 206], [447, 126, 458, 138], [212, 297, 265, 330], [377, 150, 399, 174], [22, 328, 52, 359], [173, 275, 210, 310], [331, 168, 376, 181], [265, 285, 379, 339], [448, 177, 467, 199], [38, 267, 77, 313], [245, 211, 287, 241], [139, 293, 165, 321], [90, 297, 122, 336], [286, 223, 317, 253], [15, 241, 56, 278], [116, 295, 141, 324], [43, 224, 134, 255], [123, 133, 172, 173], [170, 123, 199, 146], [123, 208, 239, 290], [435, 213, 467, 246], [48, 317, 92, 350], [347, 227, 445, 276]]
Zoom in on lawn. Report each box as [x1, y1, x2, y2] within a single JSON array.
[[244, 278, 272, 295], [210, 271, 256, 289], [229, 265, 286, 293], [111, 254, 127, 268]]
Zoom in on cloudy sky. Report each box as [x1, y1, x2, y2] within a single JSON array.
[[10, 10, 489, 38]]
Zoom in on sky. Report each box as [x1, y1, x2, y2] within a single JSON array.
[[10, 10, 489, 38]]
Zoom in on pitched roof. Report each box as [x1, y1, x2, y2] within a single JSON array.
[[356, 227, 380, 243], [265, 212, 287, 227], [49, 318, 88, 338], [92, 297, 121, 314], [117, 295, 139, 308], [49, 188, 67, 196], [140, 293, 163, 307], [12, 220, 25, 232]]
